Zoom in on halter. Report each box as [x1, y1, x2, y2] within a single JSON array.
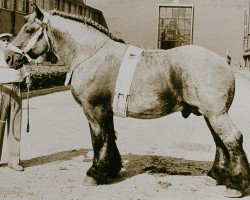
[[6, 15, 52, 133], [7, 16, 51, 63]]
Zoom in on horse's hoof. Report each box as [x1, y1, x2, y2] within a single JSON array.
[[204, 176, 217, 186], [83, 175, 97, 186], [223, 188, 243, 198]]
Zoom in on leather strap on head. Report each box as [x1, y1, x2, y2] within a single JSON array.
[[7, 16, 51, 63]]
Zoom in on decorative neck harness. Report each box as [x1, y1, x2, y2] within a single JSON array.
[[7, 16, 51, 63]]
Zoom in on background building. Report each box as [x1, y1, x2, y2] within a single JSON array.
[[0, 0, 107, 35], [1, 0, 249, 65], [87, 0, 249, 65]]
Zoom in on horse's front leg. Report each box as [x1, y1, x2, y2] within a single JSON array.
[[83, 103, 122, 185]]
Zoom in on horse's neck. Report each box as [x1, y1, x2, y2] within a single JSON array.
[[49, 15, 109, 70]]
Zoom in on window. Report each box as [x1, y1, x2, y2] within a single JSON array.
[[90, 11, 94, 20], [85, 8, 90, 18], [68, 2, 71, 13], [54, 0, 58, 10], [78, 6, 83, 15], [64, 1, 69, 13], [158, 5, 193, 50], [16, 0, 26, 12], [70, 4, 75, 14], [0, 0, 4, 8], [44, 0, 51, 10], [35, 0, 44, 9], [94, 13, 99, 23], [7, 0, 14, 10], [0, 0, 14, 10], [59, 0, 64, 12]]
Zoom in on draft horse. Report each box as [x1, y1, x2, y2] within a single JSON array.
[[5, 5, 250, 197]]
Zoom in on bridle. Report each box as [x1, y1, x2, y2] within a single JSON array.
[[6, 14, 53, 133], [7, 15, 52, 63]]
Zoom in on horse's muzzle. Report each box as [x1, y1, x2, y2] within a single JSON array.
[[5, 50, 28, 70]]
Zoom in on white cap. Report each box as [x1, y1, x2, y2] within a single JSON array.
[[0, 33, 12, 39]]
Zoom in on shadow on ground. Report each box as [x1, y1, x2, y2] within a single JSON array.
[[2, 148, 250, 196], [0, 149, 250, 196], [115, 153, 212, 183], [0, 148, 90, 168], [1, 148, 212, 180]]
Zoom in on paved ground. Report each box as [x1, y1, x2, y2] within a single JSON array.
[[1, 67, 250, 199]]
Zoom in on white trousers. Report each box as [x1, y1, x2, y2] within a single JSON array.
[[0, 83, 22, 165]]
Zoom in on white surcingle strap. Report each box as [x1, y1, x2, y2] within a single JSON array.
[[112, 45, 144, 117]]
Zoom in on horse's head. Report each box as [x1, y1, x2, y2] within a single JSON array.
[[5, 4, 58, 69]]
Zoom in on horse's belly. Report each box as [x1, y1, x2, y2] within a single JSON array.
[[126, 96, 181, 119]]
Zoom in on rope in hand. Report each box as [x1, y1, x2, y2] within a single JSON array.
[[26, 77, 30, 133]]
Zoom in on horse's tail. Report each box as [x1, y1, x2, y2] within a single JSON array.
[[225, 76, 235, 112]]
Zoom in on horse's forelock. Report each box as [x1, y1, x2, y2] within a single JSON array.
[[27, 12, 36, 23]]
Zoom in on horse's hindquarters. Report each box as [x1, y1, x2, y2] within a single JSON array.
[[126, 45, 235, 119]]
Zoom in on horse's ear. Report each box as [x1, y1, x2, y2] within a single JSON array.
[[24, 14, 31, 22], [34, 3, 44, 20]]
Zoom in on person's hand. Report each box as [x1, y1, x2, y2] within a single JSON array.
[[26, 75, 31, 88]]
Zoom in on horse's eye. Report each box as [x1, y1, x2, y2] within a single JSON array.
[[25, 28, 35, 34]]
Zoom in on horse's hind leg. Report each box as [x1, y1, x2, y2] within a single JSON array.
[[205, 117, 228, 185], [83, 104, 122, 185], [205, 113, 250, 197]]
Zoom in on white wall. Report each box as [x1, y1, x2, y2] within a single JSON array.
[[88, 0, 249, 64]]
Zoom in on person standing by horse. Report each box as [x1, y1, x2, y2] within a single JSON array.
[[0, 33, 30, 171]]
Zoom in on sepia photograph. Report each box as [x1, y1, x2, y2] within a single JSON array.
[[1, 0, 250, 199]]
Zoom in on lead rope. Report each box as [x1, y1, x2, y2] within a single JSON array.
[[26, 82, 30, 132], [0, 85, 6, 124]]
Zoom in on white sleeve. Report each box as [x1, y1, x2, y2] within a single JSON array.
[[19, 66, 30, 80]]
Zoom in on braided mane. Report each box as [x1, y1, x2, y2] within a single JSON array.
[[49, 10, 125, 44]]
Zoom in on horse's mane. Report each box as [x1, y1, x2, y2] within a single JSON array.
[[49, 10, 125, 44]]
